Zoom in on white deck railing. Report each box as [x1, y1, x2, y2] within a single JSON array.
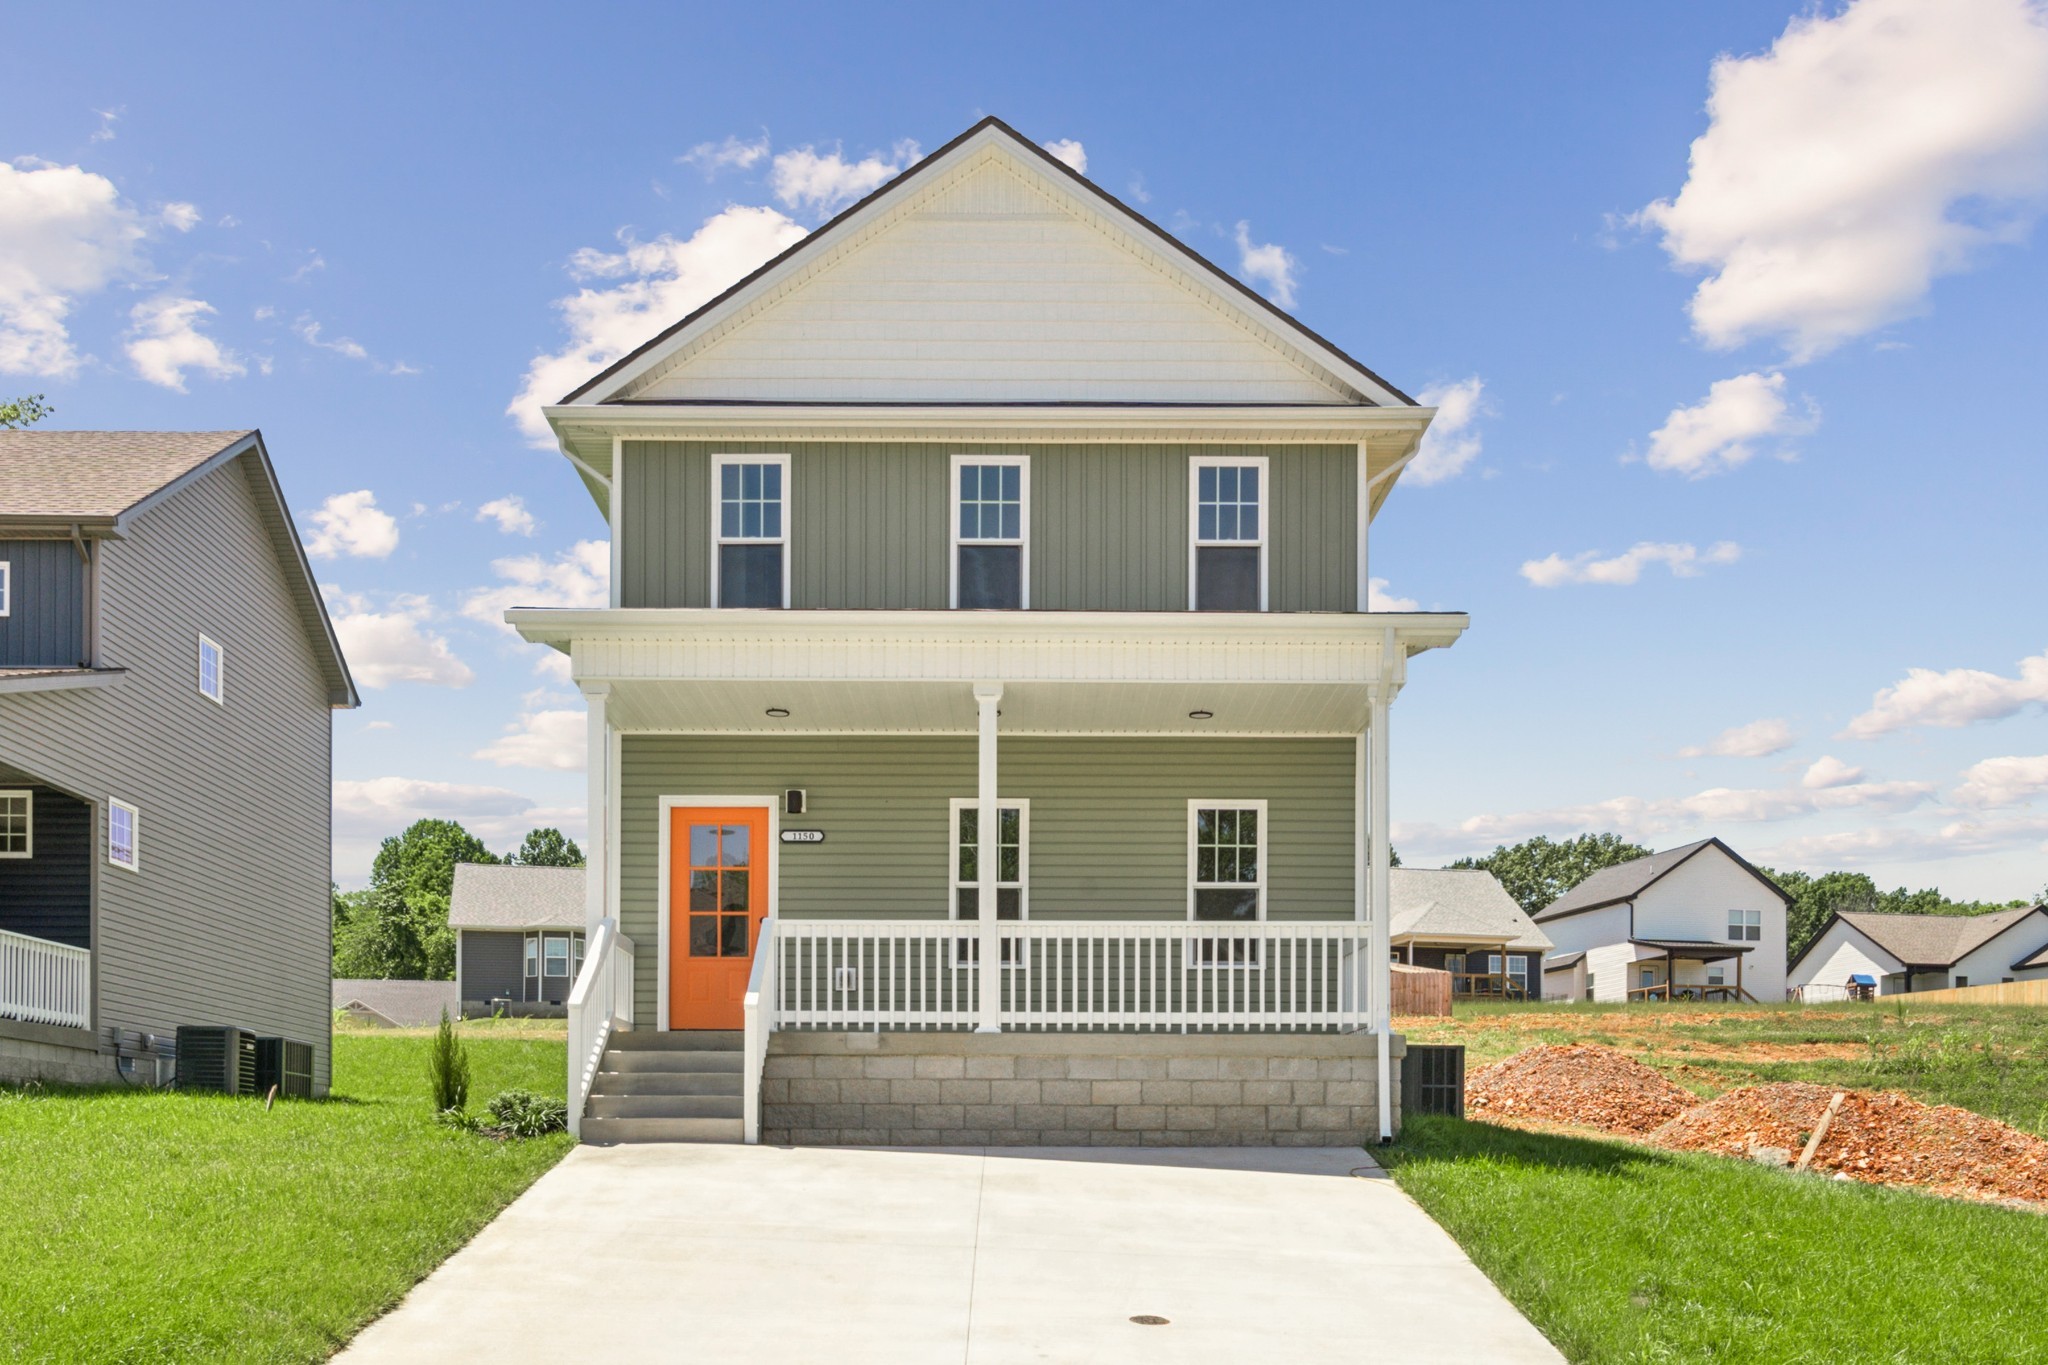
[[0, 928, 91, 1030], [566, 917, 634, 1139]]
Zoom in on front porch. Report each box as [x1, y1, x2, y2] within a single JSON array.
[[0, 770, 93, 1037], [1623, 939, 1759, 1003]]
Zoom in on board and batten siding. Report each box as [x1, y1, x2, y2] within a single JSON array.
[[617, 734, 1357, 1024], [617, 441, 1359, 613], [0, 539, 87, 667], [0, 457, 336, 1088]]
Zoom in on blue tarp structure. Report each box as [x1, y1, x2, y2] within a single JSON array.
[[1849, 973, 1876, 986]]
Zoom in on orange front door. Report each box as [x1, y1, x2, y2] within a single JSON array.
[[670, 807, 770, 1030]]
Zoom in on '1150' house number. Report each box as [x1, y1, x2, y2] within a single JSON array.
[[780, 829, 826, 844]]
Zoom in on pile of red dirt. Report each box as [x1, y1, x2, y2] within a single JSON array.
[[1465, 1044, 1697, 1136], [1647, 1082, 2048, 1205]]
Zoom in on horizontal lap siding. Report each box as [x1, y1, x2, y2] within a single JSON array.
[[618, 442, 1356, 612], [459, 930, 525, 1005], [0, 539, 86, 666], [618, 735, 1357, 1023], [0, 459, 335, 1088]]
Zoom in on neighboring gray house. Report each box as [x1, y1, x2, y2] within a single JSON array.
[[0, 431, 356, 1090], [333, 979, 461, 1028], [451, 863, 585, 1014], [1388, 868, 1551, 999]]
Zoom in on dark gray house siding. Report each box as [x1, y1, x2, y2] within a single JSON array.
[[0, 773, 91, 948], [0, 455, 338, 1089], [0, 539, 87, 667], [459, 930, 525, 1006]]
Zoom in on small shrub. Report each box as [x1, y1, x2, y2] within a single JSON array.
[[485, 1089, 568, 1138], [426, 1008, 470, 1114]]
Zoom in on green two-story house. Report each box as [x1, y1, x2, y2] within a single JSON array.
[[512, 118, 1467, 1147]]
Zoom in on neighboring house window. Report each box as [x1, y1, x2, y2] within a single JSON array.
[[198, 634, 225, 705], [952, 798, 1026, 963], [1708, 966, 1725, 987], [524, 935, 539, 980], [950, 455, 1028, 610], [1189, 457, 1267, 611], [1728, 908, 1762, 942], [0, 560, 10, 616], [1584, 972, 1596, 1001], [108, 799, 139, 871], [1955, 976, 1968, 988], [1639, 965, 1656, 989], [1189, 801, 1265, 964], [1487, 954, 1530, 995], [0, 790, 30, 858], [572, 932, 586, 979], [713, 454, 790, 608], [543, 934, 571, 977]]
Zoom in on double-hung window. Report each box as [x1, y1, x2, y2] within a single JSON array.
[[198, 634, 225, 705], [713, 454, 790, 608], [1189, 800, 1265, 964], [543, 933, 571, 978], [0, 790, 30, 858], [1189, 456, 1267, 611], [1487, 953, 1531, 996], [951, 455, 1028, 609], [523, 934, 539, 984], [952, 798, 1026, 964], [1727, 908, 1761, 942], [107, 799, 139, 871]]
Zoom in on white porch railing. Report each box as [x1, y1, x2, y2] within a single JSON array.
[[742, 916, 778, 1144], [0, 928, 91, 1030], [566, 917, 634, 1139]]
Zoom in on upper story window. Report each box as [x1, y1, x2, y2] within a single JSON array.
[[1728, 908, 1762, 942], [0, 790, 30, 858], [108, 798, 139, 872], [713, 455, 790, 609], [1189, 456, 1267, 611], [0, 560, 10, 616], [951, 455, 1029, 610], [198, 635, 225, 705]]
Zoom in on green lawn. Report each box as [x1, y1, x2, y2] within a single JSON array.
[[0, 1024, 571, 1364], [1384, 1114, 2048, 1365]]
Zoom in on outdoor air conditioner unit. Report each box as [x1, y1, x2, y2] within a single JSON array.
[[175, 1025, 258, 1095], [255, 1037, 315, 1100]]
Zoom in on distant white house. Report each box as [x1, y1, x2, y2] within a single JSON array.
[[1788, 905, 2048, 999], [1533, 839, 1789, 1003]]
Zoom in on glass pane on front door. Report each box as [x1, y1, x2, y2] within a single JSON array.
[[688, 821, 755, 956]]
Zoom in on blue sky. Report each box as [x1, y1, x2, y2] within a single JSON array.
[[5, 1, 2047, 897]]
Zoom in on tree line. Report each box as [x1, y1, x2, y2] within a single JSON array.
[[1447, 832, 2040, 960], [333, 820, 583, 980]]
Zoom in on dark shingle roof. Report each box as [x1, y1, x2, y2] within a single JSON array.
[[332, 979, 461, 1028], [1836, 906, 2044, 969], [1533, 837, 1788, 922], [0, 430, 251, 520], [448, 863, 585, 930]]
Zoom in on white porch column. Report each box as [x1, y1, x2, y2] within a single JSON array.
[[1369, 634, 1395, 1143], [582, 682, 611, 937], [974, 682, 1004, 1033]]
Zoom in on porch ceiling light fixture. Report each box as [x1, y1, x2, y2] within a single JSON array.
[[1187, 709, 1214, 720], [764, 706, 791, 718]]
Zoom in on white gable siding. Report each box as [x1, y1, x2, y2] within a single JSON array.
[[1542, 956, 1587, 1002], [1949, 912, 2048, 988], [1788, 920, 1899, 998], [630, 159, 1353, 406], [1539, 903, 1634, 1003], [1632, 848, 1787, 1001]]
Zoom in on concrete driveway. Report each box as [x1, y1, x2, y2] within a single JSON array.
[[339, 1144, 1560, 1364]]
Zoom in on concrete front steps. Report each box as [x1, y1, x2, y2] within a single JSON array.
[[581, 1030, 743, 1144]]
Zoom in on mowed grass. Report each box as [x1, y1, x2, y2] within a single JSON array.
[[1384, 1114, 2048, 1365], [1400, 999, 2048, 1135], [0, 1025, 571, 1364]]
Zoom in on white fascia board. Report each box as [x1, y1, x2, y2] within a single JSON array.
[[543, 403, 1434, 446]]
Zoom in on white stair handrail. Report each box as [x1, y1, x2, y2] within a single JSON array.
[[566, 917, 633, 1140], [742, 916, 778, 1144]]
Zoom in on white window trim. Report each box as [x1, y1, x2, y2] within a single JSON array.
[[949, 797, 1029, 966], [0, 560, 10, 616], [542, 931, 572, 976], [1728, 908, 1762, 942], [108, 798, 140, 872], [523, 933, 539, 978], [948, 453, 1030, 610], [710, 453, 792, 609], [0, 788, 31, 859], [1185, 798, 1269, 920], [198, 634, 225, 705], [1187, 455, 1270, 612], [654, 794, 781, 1032]]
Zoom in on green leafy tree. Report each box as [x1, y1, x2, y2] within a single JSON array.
[[510, 827, 584, 867], [1, 394, 52, 429], [1449, 832, 1653, 915], [331, 819, 500, 979]]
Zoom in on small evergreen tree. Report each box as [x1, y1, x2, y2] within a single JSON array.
[[426, 1008, 470, 1114]]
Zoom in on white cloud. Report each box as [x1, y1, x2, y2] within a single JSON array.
[[1367, 578, 1419, 612], [770, 140, 920, 215], [508, 206, 805, 443], [476, 495, 537, 536], [0, 160, 148, 376], [1521, 540, 1741, 587], [124, 295, 244, 391], [1802, 755, 1867, 789], [294, 315, 418, 375], [533, 650, 574, 683], [1755, 814, 2048, 869], [462, 539, 610, 634], [1950, 754, 2048, 808], [287, 252, 326, 283], [324, 591, 472, 689], [363, 720, 395, 731], [1636, 0, 2048, 361], [304, 490, 401, 560], [160, 201, 201, 232], [1840, 648, 2048, 739], [681, 134, 770, 174], [1127, 174, 1152, 204], [90, 109, 120, 143], [474, 690, 588, 771], [1041, 139, 1087, 174], [1679, 717, 1799, 759], [1409, 377, 1487, 485], [332, 776, 582, 882], [1232, 221, 1298, 309], [1644, 371, 1816, 478]]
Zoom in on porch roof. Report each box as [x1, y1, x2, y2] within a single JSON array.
[[1630, 938, 1758, 962]]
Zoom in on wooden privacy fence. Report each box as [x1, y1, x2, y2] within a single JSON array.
[[1391, 963, 1452, 1018], [1889, 979, 2048, 1007]]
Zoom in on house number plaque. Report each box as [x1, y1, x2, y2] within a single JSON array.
[[780, 829, 826, 844]]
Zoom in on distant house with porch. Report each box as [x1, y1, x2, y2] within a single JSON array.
[[1390, 868, 1549, 999], [452, 863, 586, 1015], [1787, 904, 2048, 1000], [0, 431, 356, 1089], [511, 116, 1467, 1145], [1533, 838, 1789, 1003]]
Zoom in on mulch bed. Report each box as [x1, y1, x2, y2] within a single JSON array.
[[1465, 1043, 1698, 1136], [1647, 1082, 2048, 1206]]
